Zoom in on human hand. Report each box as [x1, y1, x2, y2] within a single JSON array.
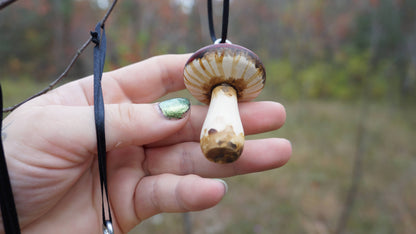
[[1, 54, 291, 233]]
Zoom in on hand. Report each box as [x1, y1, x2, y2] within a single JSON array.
[[1, 54, 291, 233]]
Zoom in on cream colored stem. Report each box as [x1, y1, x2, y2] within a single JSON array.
[[200, 84, 244, 163]]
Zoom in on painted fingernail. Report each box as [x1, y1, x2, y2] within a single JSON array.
[[213, 178, 228, 194], [158, 98, 190, 119]]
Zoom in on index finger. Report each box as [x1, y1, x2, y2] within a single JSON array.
[[31, 54, 191, 107], [103, 54, 191, 103]]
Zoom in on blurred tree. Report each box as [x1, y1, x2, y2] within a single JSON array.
[[0, 0, 53, 79], [0, 0, 415, 103], [50, 0, 73, 73]]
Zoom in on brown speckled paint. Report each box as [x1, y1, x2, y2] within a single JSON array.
[[200, 125, 244, 164]]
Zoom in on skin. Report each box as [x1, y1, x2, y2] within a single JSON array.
[[0, 54, 292, 234]]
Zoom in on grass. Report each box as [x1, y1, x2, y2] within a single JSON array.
[[132, 98, 416, 234], [2, 79, 415, 233], [1, 77, 50, 109], [130, 98, 415, 234]]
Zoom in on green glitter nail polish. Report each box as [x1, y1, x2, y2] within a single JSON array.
[[158, 98, 190, 119]]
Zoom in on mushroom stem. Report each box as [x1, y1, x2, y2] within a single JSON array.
[[200, 83, 244, 163]]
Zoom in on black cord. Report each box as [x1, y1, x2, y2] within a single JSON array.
[[220, 0, 229, 43], [91, 22, 113, 233], [0, 84, 21, 233], [207, 0, 229, 43], [207, 0, 216, 43]]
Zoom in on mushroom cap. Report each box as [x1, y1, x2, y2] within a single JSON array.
[[184, 43, 266, 104]]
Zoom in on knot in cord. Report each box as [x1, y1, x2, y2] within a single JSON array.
[[90, 31, 100, 45]]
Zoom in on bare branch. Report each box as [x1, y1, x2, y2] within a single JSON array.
[[2, 38, 93, 112], [101, 0, 118, 26], [0, 0, 18, 11], [3, 0, 119, 113]]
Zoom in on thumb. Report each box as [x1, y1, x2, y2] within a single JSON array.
[[103, 97, 191, 150], [7, 98, 190, 158]]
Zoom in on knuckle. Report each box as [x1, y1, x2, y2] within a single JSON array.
[[117, 103, 136, 128]]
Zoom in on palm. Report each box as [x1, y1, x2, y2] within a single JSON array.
[[2, 54, 291, 233]]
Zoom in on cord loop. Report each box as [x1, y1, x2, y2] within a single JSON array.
[[207, 0, 230, 44], [91, 22, 113, 234]]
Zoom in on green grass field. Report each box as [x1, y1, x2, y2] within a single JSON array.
[[2, 79, 415, 234]]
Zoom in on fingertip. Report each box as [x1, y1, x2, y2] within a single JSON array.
[[134, 174, 227, 222], [266, 101, 287, 130], [277, 138, 292, 165], [157, 98, 191, 120], [212, 178, 228, 195], [240, 101, 287, 134], [263, 138, 292, 167], [276, 102, 287, 127], [179, 176, 227, 211], [235, 138, 292, 174]]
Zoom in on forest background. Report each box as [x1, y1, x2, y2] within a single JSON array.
[[1, 0, 415, 233]]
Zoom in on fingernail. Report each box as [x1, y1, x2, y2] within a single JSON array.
[[213, 178, 228, 194], [158, 98, 190, 119]]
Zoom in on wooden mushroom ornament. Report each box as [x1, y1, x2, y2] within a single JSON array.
[[184, 43, 266, 163]]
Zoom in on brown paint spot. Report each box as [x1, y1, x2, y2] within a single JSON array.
[[208, 128, 217, 135], [228, 142, 237, 150], [200, 125, 245, 164]]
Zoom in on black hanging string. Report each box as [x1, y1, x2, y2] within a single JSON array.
[[90, 22, 113, 234], [207, 0, 229, 43], [0, 84, 21, 233]]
